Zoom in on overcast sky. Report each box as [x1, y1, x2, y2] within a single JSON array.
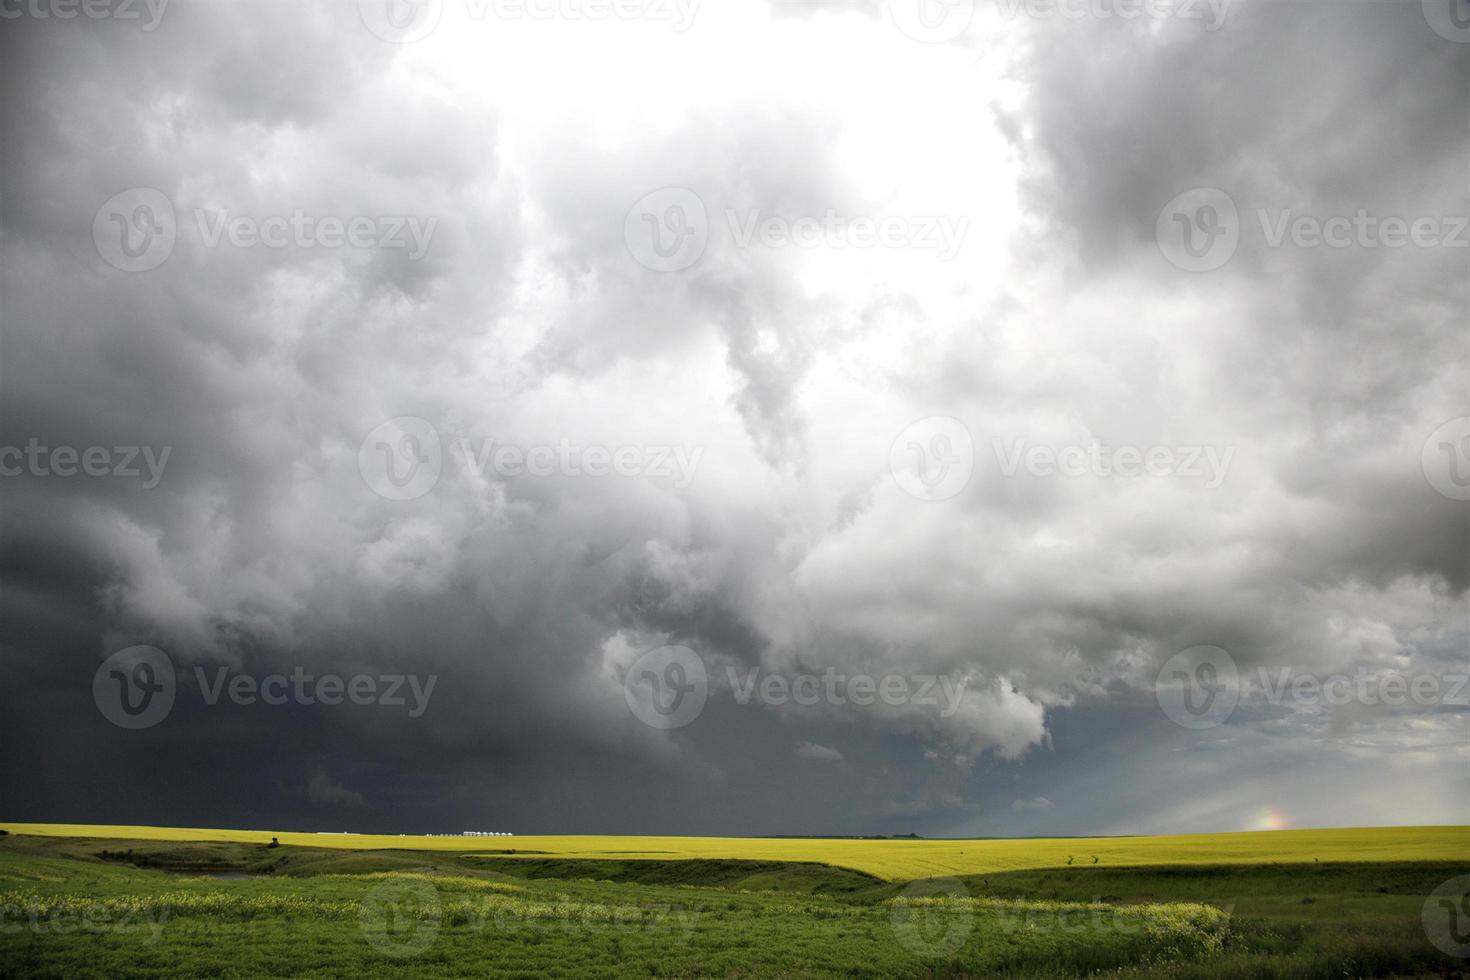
[[1, 0, 1466, 838]]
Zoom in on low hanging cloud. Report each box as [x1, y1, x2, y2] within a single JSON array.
[[308, 772, 365, 810]]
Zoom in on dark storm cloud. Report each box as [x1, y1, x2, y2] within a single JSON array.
[[1006, 0, 1467, 260], [0, 0, 1465, 835]]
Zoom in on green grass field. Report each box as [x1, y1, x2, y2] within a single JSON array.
[[0, 824, 1466, 978]]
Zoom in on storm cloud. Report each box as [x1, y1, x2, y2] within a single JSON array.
[[0, 0, 1465, 837]]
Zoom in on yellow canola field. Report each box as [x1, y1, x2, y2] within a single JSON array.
[[4, 823, 1464, 882]]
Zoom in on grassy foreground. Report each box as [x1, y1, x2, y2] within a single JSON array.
[[0, 826, 1465, 978], [3, 822, 1465, 882]]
